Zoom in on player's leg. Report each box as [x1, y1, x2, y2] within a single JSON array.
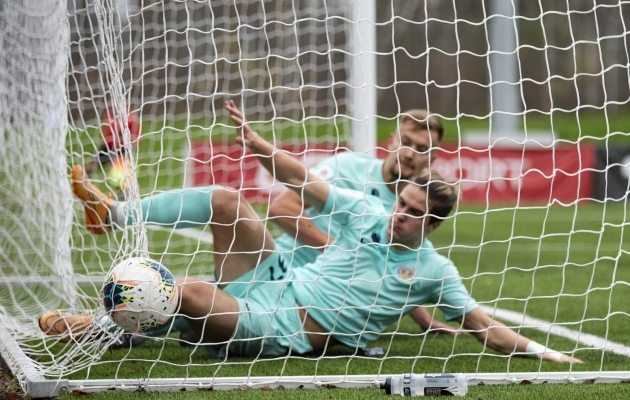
[[72, 163, 220, 233], [176, 274, 313, 357], [72, 165, 276, 283], [40, 270, 243, 345], [175, 276, 240, 343], [207, 187, 275, 283], [171, 273, 313, 358], [114, 185, 274, 282]]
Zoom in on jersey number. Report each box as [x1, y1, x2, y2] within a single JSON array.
[[269, 256, 287, 281]]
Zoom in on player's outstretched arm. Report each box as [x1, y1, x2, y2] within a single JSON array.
[[409, 307, 462, 336], [269, 189, 333, 248], [456, 308, 583, 363], [225, 100, 329, 210]]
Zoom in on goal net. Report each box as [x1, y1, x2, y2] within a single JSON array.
[[1, 0, 629, 396]]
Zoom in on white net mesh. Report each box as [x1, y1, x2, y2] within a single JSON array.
[[1, 0, 630, 395]]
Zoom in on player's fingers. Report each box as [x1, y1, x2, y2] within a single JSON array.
[[229, 113, 244, 127], [224, 101, 235, 115], [554, 354, 582, 363], [225, 105, 238, 118], [225, 100, 243, 118], [227, 109, 247, 128], [229, 113, 242, 123]]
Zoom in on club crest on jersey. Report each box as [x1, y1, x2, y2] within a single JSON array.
[[396, 264, 417, 280], [313, 165, 334, 179]]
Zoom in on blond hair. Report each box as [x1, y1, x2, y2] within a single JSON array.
[[400, 109, 445, 142], [412, 170, 458, 223]]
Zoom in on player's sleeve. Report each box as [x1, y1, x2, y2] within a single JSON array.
[[309, 152, 354, 183], [431, 263, 479, 321]]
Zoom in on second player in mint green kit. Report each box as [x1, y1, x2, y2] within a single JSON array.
[[273, 151, 396, 269], [269, 110, 460, 334], [289, 184, 477, 349]]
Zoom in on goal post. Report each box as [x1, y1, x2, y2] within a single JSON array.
[[0, 0, 75, 336], [2, 0, 630, 397], [350, 0, 377, 156], [0, 0, 74, 396]]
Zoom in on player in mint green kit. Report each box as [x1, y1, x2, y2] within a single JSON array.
[[209, 101, 580, 361], [104, 164, 458, 349], [93, 110, 453, 336], [288, 184, 474, 349], [270, 109, 458, 334], [48, 101, 580, 362], [273, 151, 395, 269]]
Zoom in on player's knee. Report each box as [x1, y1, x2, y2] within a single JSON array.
[[176, 277, 209, 306], [211, 188, 246, 219]]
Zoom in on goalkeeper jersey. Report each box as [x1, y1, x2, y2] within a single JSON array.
[[274, 151, 396, 268], [289, 185, 478, 350]]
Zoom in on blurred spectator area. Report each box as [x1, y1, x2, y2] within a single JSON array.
[[65, 1, 630, 123], [374, 0, 630, 117]]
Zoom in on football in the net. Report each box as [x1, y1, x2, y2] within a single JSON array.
[[101, 257, 179, 333]]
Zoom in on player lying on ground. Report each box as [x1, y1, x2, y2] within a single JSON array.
[[268, 109, 456, 335], [46, 114, 455, 340], [40, 101, 582, 363]]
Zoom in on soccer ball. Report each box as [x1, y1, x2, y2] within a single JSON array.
[[101, 257, 179, 333]]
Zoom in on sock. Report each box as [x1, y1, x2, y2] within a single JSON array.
[[110, 186, 217, 229], [96, 315, 118, 333]]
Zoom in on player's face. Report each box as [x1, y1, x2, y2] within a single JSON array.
[[383, 121, 441, 181], [386, 185, 440, 248]]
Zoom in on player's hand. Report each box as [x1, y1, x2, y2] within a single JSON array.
[[539, 353, 583, 364], [423, 324, 466, 337], [225, 100, 260, 148]]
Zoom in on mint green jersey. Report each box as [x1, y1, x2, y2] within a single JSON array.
[[289, 186, 478, 350], [274, 152, 395, 267]]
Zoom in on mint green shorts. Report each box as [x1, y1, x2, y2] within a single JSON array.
[[205, 253, 314, 358]]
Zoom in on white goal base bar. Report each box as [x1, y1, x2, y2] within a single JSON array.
[[0, 322, 70, 399], [2, 316, 629, 398], [52, 372, 630, 395]]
